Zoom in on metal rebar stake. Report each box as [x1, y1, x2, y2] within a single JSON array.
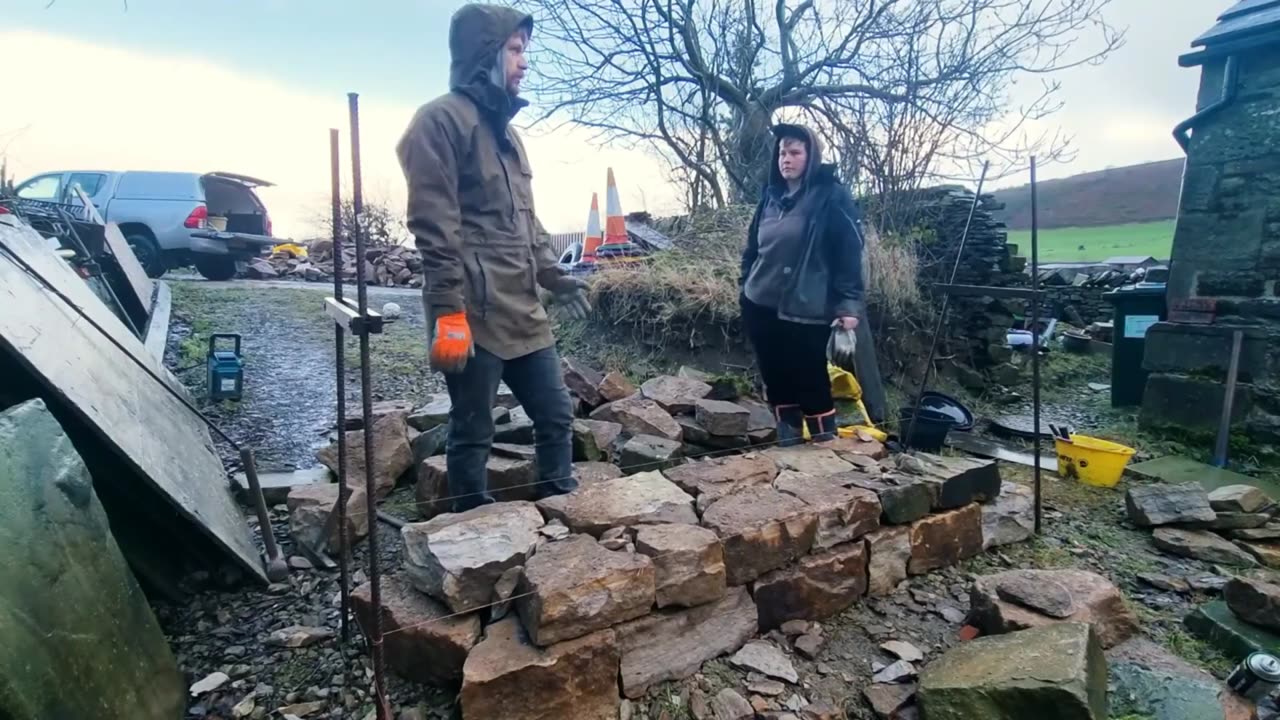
[[1030, 156, 1043, 535], [330, 127, 352, 645], [348, 91, 390, 719]]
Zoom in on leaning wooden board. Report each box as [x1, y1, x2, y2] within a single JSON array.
[[101, 221, 153, 315], [0, 216, 266, 582]]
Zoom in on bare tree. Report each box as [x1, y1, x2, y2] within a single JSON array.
[[528, 0, 1122, 207], [313, 197, 412, 248]]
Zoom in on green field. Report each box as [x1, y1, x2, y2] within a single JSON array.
[[1005, 219, 1175, 262]]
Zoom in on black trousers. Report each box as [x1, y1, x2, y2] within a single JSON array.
[[741, 296, 834, 416]]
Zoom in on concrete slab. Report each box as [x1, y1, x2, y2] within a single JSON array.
[[1184, 600, 1280, 660], [1128, 456, 1280, 500], [233, 466, 330, 505]]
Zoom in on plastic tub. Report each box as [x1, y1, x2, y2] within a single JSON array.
[[898, 407, 952, 452], [1055, 434, 1136, 488]]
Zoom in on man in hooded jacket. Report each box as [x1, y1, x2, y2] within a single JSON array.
[[397, 4, 589, 512]]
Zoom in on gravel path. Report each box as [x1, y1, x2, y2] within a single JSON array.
[[165, 279, 443, 471]]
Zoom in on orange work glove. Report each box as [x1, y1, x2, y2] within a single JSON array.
[[430, 311, 474, 373]]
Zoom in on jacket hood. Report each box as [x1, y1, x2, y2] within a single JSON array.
[[449, 4, 533, 120], [768, 123, 827, 191]]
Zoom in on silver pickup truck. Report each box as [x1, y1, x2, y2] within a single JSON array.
[[12, 169, 279, 280]]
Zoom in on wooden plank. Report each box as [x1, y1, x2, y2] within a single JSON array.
[[101, 221, 154, 315], [0, 216, 266, 582], [143, 281, 171, 362]]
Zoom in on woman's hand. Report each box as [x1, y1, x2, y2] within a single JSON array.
[[832, 315, 859, 331]]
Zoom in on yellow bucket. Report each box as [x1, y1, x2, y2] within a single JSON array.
[[1055, 434, 1136, 488]]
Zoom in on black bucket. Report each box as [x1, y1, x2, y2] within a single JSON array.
[[898, 407, 953, 452]]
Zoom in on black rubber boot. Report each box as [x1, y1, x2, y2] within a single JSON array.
[[805, 410, 838, 442], [774, 405, 805, 447]]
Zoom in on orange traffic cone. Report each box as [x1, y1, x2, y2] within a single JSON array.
[[584, 192, 602, 261], [605, 168, 626, 248]]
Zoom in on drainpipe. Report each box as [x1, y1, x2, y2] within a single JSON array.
[[1173, 55, 1240, 153]]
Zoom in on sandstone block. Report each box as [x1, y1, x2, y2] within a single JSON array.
[[401, 501, 544, 613], [621, 434, 683, 472], [591, 394, 683, 441], [913, 454, 1002, 509], [702, 488, 818, 585], [614, 586, 757, 698], [562, 358, 605, 407], [918, 623, 1107, 720], [535, 471, 698, 536], [773, 471, 881, 548], [415, 455, 537, 518], [764, 446, 855, 476], [635, 523, 727, 608], [982, 482, 1035, 549], [406, 394, 451, 431], [598, 371, 637, 403], [752, 541, 868, 631], [969, 569, 1139, 649], [287, 482, 369, 555], [1209, 484, 1272, 514], [574, 461, 623, 485], [351, 575, 481, 686], [1152, 527, 1258, 567], [1225, 576, 1280, 633], [460, 617, 619, 720], [695, 399, 750, 437], [316, 410, 413, 498], [836, 472, 933, 525], [517, 534, 656, 646], [866, 526, 912, 596], [641, 375, 713, 413], [908, 504, 983, 575], [664, 453, 779, 511]]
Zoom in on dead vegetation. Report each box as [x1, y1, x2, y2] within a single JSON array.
[[587, 205, 926, 358]]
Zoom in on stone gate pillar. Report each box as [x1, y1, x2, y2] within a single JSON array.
[[1141, 0, 1280, 443]]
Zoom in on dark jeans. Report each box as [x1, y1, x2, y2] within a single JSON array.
[[443, 344, 576, 513], [741, 296, 834, 416]]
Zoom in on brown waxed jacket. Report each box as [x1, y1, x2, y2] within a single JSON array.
[[396, 4, 565, 361]]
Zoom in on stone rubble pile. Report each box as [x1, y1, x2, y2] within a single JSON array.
[[285, 357, 1038, 719], [247, 241, 425, 288]]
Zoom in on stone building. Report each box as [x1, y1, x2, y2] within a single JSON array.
[[1142, 0, 1280, 442]]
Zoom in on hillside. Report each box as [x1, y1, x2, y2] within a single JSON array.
[[992, 158, 1184, 230]]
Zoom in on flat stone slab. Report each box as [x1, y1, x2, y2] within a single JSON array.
[[233, 466, 328, 505], [820, 434, 890, 461], [574, 462, 623, 485], [773, 471, 881, 549], [574, 419, 622, 461], [835, 472, 933, 525], [562, 357, 606, 408], [701, 488, 818, 586], [598, 371, 637, 403], [1239, 541, 1280, 568], [970, 569, 1139, 649], [351, 574, 481, 687], [640, 375, 713, 414], [753, 541, 868, 631], [416, 455, 538, 518], [590, 394, 683, 441], [401, 502, 545, 613], [982, 481, 1035, 549], [663, 453, 779, 511], [535, 471, 698, 536], [763, 446, 855, 477], [1126, 483, 1216, 528], [1152, 528, 1258, 567], [634, 523, 727, 608], [908, 504, 983, 575], [1208, 484, 1272, 514], [919, 623, 1107, 720], [1210, 512, 1271, 530], [407, 394, 451, 431], [1185, 600, 1280, 660], [730, 641, 799, 684], [460, 617, 619, 720], [614, 586, 757, 698], [866, 526, 912, 596], [517, 534, 656, 646]]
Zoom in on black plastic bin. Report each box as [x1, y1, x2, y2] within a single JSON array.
[[898, 407, 953, 452], [1102, 283, 1167, 407]]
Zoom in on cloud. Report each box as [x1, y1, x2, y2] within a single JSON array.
[[0, 29, 681, 238]]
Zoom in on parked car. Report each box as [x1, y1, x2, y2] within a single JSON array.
[[12, 170, 279, 280]]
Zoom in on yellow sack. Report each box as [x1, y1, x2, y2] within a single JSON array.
[[828, 363, 861, 400]]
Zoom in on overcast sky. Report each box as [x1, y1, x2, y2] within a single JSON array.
[[0, 0, 1225, 237]]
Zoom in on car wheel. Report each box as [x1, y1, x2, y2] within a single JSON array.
[[125, 233, 165, 278], [194, 255, 237, 281]]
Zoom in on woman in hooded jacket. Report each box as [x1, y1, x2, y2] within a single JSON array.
[[739, 123, 866, 445]]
